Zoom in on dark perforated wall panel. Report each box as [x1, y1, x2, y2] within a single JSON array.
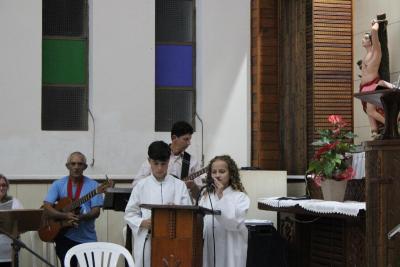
[[155, 89, 193, 131], [42, 86, 88, 130], [156, 0, 193, 42], [43, 0, 87, 37]]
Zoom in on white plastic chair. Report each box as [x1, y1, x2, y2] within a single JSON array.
[[64, 242, 134, 267]]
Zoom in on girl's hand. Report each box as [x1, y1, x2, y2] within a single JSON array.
[[213, 178, 224, 199]]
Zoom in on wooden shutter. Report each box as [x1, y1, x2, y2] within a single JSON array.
[[306, 0, 354, 160]]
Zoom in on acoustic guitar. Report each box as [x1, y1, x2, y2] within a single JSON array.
[[38, 179, 113, 242], [181, 166, 208, 182]]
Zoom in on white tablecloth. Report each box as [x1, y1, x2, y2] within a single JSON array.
[[259, 197, 366, 217]]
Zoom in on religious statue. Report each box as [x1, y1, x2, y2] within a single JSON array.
[[359, 14, 396, 139]]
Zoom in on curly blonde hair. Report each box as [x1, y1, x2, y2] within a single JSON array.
[[205, 155, 246, 193]]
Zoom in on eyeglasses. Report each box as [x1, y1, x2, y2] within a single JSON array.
[[69, 162, 85, 166]]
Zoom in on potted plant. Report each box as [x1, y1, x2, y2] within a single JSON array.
[[307, 115, 356, 201]]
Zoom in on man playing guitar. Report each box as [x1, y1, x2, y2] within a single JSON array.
[[42, 152, 104, 267]]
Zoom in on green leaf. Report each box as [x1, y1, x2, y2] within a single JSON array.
[[323, 161, 336, 177], [307, 160, 321, 172]]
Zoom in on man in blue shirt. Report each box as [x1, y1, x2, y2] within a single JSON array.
[[43, 152, 104, 267]]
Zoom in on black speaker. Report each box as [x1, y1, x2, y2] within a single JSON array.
[[246, 222, 288, 267]]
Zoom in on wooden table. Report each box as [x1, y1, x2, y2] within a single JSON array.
[[258, 200, 366, 267]]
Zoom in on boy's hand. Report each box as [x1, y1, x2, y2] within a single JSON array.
[[140, 218, 152, 230]]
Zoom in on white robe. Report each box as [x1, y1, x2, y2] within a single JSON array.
[[124, 174, 191, 267], [199, 186, 250, 267]]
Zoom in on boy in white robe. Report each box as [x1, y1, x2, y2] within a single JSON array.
[[124, 141, 191, 267], [199, 155, 250, 267]]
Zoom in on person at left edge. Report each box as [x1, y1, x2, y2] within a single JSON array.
[[43, 152, 104, 267], [0, 174, 23, 267]]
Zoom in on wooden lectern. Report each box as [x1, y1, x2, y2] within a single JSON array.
[[0, 209, 44, 267], [354, 88, 400, 139], [140, 204, 219, 267]]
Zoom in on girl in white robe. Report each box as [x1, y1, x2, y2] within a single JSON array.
[[199, 155, 250, 267]]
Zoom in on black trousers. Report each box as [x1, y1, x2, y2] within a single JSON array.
[[0, 262, 11, 267], [54, 235, 79, 267]]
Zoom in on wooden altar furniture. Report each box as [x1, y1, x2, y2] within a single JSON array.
[[0, 209, 44, 267], [258, 201, 365, 267], [354, 88, 400, 139], [364, 140, 400, 266], [140, 204, 219, 267]]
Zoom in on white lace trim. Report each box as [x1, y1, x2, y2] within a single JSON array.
[[258, 197, 365, 217]]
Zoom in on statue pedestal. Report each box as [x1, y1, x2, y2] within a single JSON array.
[[354, 88, 400, 139]]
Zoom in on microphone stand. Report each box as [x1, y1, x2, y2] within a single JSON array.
[[195, 185, 210, 206], [0, 228, 55, 267], [388, 224, 400, 240]]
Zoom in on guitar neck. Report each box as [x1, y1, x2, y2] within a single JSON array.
[[68, 189, 97, 211], [182, 167, 207, 181]]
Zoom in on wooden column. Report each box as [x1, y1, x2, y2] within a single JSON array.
[[364, 140, 400, 266], [279, 0, 307, 174], [251, 0, 280, 169]]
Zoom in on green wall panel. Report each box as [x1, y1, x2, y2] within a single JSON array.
[[42, 39, 86, 84]]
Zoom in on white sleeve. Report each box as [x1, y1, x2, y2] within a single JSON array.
[[215, 192, 250, 231], [132, 160, 151, 187], [189, 156, 200, 175], [124, 186, 144, 234], [12, 198, 24, 209], [180, 182, 192, 205]]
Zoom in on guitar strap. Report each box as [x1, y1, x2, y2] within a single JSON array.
[[181, 152, 191, 180], [67, 178, 84, 200]]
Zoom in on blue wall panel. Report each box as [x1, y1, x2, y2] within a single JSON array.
[[156, 45, 193, 87]]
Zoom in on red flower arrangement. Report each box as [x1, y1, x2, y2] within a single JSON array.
[[307, 115, 356, 186]]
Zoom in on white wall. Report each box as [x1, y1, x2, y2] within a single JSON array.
[[353, 0, 400, 143], [197, 0, 251, 167], [0, 0, 251, 179], [241, 170, 287, 226]]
